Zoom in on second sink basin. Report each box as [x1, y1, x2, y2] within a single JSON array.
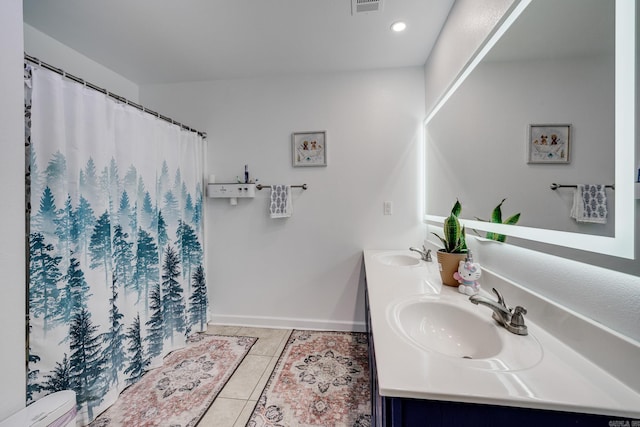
[[388, 296, 543, 371], [374, 252, 422, 267]]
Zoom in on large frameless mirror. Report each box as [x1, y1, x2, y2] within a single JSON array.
[[424, 0, 635, 259]]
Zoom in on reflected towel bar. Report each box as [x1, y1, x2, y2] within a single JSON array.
[[256, 184, 308, 190], [550, 183, 615, 190]]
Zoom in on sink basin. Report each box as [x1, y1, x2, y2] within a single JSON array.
[[389, 297, 543, 371], [393, 299, 502, 359], [375, 252, 422, 267]]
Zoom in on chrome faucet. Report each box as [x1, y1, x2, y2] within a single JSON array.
[[409, 245, 432, 262], [469, 288, 528, 335]]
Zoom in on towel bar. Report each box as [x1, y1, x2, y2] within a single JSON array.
[[549, 183, 615, 190], [256, 184, 308, 190]]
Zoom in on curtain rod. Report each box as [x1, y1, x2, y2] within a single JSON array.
[[24, 53, 207, 139]]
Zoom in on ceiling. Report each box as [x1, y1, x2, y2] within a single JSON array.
[[23, 0, 455, 85]]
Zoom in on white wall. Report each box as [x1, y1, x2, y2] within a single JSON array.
[[424, 0, 640, 342], [24, 24, 139, 102], [141, 68, 426, 330], [0, 0, 26, 419]]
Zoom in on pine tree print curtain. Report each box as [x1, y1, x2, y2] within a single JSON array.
[[26, 65, 208, 424]]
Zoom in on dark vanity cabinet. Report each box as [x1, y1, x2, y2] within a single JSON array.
[[364, 287, 629, 427]]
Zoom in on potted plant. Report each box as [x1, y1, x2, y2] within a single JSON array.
[[431, 199, 469, 286], [476, 198, 521, 242]]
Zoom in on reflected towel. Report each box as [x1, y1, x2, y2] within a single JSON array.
[[570, 184, 607, 224], [269, 185, 292, 218]]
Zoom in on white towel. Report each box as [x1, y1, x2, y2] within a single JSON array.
[[570, 184, 607, 224], [269, 185, 292, 218]]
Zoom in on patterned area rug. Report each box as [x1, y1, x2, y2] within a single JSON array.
[[90, 334, 256, 427], [248, 330, 371, 427]]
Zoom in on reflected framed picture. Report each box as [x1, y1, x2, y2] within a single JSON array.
[[292, 131, 327, 167], [527, 124, 571, 164]]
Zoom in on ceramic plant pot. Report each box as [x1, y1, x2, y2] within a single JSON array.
[[436, 250, 468, 287]]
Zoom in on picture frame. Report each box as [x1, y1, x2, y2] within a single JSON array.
[[292, 131, 327, 167], [527, 124, 571, 164]]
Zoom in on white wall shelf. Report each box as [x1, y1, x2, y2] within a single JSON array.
[[207, 183, 256, 198], [207, 183, 255, 205]]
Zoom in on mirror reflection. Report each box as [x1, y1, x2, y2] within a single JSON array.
[[426, 0, 615, 238]]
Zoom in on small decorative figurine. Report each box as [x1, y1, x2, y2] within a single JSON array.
[[454, 251, 481, 296]]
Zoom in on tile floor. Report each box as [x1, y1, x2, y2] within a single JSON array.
[[197, 325, 292, 427]]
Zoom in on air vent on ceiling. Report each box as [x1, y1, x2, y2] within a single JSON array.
[[351, 0, 382, 15]]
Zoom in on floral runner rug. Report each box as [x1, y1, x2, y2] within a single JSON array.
[[90, 334, 256, 427], [248, 330, 371, 427]]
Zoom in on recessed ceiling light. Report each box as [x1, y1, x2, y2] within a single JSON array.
[[391, 21, 407, 32]]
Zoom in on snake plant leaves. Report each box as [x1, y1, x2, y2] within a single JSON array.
[[491, 198, 506, 224], [451, 199, 462, 218], [486, 199, 520, 242], [432, 199, 467, 253], [443, 212, 461, 252], [457, 225, 468, 252], [504, 213, 521, 225]]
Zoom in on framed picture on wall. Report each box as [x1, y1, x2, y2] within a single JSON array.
[[527, 124, 571, 164], [292, 131, 327, 167]]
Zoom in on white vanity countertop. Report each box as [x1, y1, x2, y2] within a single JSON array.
[[363, 249, 640, 419]]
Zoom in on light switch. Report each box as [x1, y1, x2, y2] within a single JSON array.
[[383, 201, 393, 215]]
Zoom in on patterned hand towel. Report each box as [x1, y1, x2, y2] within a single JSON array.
[[570, 184, 607, 224], [270, 185, 292, 218]]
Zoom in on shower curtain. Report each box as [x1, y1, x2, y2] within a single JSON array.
[[25, 65, 208, 425]]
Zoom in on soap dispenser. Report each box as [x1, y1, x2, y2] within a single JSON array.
[[454, 250, 482, 296]]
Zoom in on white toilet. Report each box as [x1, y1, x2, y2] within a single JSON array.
[[0, 390, 77, 427]]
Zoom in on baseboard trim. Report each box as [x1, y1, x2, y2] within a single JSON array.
[[209, 314, 366, 333]]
